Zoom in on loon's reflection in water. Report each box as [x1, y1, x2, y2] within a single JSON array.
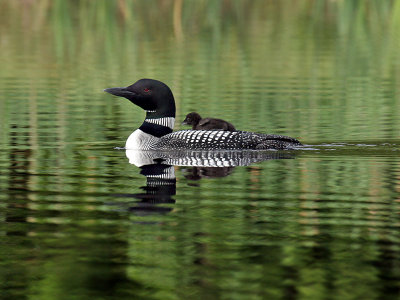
[[127, 164, 176, 215], [122, 150, 296, 214]]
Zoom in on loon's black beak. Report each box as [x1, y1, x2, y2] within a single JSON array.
[[104, 87, 136, 98]]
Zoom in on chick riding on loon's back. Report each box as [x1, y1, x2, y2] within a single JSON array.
[[104, 79, 302, 150], [182, 112, 236, 131]]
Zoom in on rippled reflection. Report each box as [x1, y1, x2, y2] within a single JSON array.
[[1, 0, 400, 299], [124, 149, 297, 214]]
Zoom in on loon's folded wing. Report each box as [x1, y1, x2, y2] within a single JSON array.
[[154, 130, 301, 151]]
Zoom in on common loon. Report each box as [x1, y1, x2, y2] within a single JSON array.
[[182, 112, 236, 131], [104, 79, 302, 150]]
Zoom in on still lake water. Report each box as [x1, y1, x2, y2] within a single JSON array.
[[1, 1, 400, 299]]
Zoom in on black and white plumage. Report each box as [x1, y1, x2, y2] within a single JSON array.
[[104, 79, 302, 151], [154, 130, 300, 150]]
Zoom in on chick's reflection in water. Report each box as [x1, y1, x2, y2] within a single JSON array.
[[124, 149, 297, 214], [182, 166, 234, 181]]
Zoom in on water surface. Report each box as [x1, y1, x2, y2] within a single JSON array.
[[1, 1, 400, 299]]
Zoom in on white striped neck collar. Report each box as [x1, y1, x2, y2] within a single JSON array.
[[144, 117, 175, 130]]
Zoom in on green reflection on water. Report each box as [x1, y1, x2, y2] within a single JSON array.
[[0, 1, 400, 299]]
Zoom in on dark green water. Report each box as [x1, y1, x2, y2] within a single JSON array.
[[1, 1, 400, 299]]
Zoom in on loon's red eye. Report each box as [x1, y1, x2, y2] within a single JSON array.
[[144, 88, 150, 92]]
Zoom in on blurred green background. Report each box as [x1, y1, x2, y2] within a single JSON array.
[[1, 0, 400, 145], [0, 1, 400, 300]]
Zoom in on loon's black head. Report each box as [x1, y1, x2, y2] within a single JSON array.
[[182, 112, 202, 126], [104, 79, 176, 117]]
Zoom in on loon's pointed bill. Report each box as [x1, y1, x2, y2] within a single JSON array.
[[104, 78, 302, 150], [104, 87, 136, 98]]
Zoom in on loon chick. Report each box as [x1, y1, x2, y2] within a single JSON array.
[[182, 112, 236, 131], [104, 79, 301, 150]]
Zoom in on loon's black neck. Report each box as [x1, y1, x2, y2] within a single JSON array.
[[139, 111, 176, 138], [145, 109, 175, 119]]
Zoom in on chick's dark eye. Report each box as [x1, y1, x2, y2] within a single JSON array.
[[143, 88, 150, 92]]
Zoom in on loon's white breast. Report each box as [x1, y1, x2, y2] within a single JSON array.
[[125, 129, 160, 150], [125, 117, 175, 150]]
